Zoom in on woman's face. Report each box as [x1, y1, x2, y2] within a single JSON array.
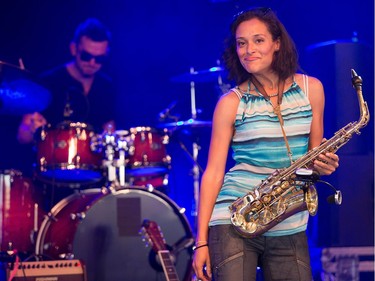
[[236, 18, 280, 75]]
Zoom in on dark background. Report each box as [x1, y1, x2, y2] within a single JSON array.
[[0, 0, 374, 278]]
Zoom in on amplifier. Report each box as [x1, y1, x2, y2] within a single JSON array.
[[6, 259, 86, 281]]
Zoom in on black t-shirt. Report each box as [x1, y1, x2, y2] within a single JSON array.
[[40, 65, 116, 133]]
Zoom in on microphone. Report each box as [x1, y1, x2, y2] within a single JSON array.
[[158, 101, 177, 121], [295, 168, 320, 182], [295, 169, 342, 205], [327, 190, 342, 205]]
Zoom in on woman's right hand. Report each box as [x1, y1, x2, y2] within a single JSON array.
[[193, 246, 212, 281]]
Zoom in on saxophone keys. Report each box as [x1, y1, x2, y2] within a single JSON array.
[[261, 194, 271, 204], [280, 180, 290, 189], [245, 221, 257, 233]]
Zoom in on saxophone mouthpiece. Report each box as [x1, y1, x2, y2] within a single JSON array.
[[351, 69, 363, 89]]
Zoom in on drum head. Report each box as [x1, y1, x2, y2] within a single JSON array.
[[37, 187, 193, 281]]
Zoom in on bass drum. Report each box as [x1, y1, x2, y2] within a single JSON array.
[[35, 187, 193, 281]]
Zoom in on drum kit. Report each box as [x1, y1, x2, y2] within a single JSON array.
[[0, 61, 224, 280]]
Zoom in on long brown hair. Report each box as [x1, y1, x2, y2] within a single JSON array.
[[222, 8, 299, 85]]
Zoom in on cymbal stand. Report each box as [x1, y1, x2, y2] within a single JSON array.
[[189, 67, 200, 231], [190, 67, 197, 120]]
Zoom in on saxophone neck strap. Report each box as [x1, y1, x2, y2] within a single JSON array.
[[250, 76, 292, 164]]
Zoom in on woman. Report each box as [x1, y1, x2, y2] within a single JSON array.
[[192, 7, 339, 281]]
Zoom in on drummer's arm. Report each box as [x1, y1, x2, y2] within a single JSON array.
[[17, 112, 47, 144]]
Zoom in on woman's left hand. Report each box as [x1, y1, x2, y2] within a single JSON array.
[[313, 152, 339, 176]]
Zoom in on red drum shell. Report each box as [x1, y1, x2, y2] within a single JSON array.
[[0, 170, 43, 254], [36, 122, 103, 185], [127, 127, 171, 177]]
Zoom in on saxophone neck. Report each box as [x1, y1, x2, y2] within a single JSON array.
[[351, 69, 370, 128]]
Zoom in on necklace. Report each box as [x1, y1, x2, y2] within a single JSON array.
[[267, 92, 279, 98], [240, 83, 279, 98], [249, 76, 284, 104]]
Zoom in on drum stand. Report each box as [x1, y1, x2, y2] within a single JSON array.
[[189, 67, 201, 232], [101, 132, 128, 190]]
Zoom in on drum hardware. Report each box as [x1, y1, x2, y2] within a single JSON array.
[[169, 64, 221, 232], [96, 127, 172, 191], [158, 118, 212, 130], [69, 212, 86, 221], [98, 130, 131, 187], [128, 174, 170, 196], [0, 60, 51, 115], [158, 100, 178, 121], [170, 65, 225, 84], [0, 249, 15, 263]]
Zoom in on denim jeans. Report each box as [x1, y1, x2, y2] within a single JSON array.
[[208, 224, 312, 281]]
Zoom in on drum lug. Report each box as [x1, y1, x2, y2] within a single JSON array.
[[162, 134, 169, 145], [128, 145, 135, 156], [164, 155, 172, 165], [59, 252, 75, 260], [70, 212, 86, 221], [40, 127, 47, 141]]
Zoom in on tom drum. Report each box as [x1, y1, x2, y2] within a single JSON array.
[[36, 122, 103, 186], [127, 126, 171, 179]]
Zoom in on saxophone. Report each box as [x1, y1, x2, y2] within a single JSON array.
[[229, 69, 370, 238]]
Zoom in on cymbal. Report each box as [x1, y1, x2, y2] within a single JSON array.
[[158, 118, 212, 129], [171, 66, 225, 83], [0, 61, 51, 115]]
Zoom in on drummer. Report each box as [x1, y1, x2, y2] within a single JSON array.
[[18, 17, 116, 144]]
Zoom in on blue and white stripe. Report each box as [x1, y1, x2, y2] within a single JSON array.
[[209, 81, 313, 236]]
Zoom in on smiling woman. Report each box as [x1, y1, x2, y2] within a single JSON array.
[[192, 7, 340, 281]]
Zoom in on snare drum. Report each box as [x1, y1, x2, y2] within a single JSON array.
[[36, 186, 193, 281], [36, 122, 103, 186], [0, 169, 43, 254], [127, 127, 171, 177]]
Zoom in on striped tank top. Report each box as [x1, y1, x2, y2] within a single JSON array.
[[209, 77, 313, 236]]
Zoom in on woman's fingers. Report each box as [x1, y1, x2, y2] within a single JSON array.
[[314, 152, 339, 175]]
